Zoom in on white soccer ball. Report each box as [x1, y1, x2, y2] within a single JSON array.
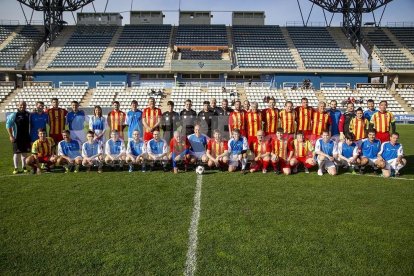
[[196, 165, 205, 175]]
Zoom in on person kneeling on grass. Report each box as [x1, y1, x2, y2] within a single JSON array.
[[249, 130, 270, 173], [169, 130, 191, 174], [315, 130, 338, 176], [271, 128, 294, 175], [187, 124, 209, 166], [105, 130, 126, 170], [82, 130, 103, 173], [378, 132, 407, 178], [26, 128, 57, 175], [336, 133, 360, 174], [359, 129, 385, 175], [126, 130, 147, 173], [147, 130, 169, 172], [227, 128, 248, 173], [290, 131, 316, 174], [57, 130, 83, 173], [206, 129, 229, 171]]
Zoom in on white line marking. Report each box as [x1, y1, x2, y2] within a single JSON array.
[[0, 174, 31, 178], [184, 174, 203, 276], [344, 172, 414, 181]]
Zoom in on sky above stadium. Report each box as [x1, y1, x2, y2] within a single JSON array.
[[1, 0, 413, 26]]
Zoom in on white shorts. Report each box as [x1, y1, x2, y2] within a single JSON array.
[[70, 130, 86, 145], [365, 157, 378, 167], [107, 154, 123, 161], [86, 157, 102, 166], [229, 154, 240, 167], [189, 151, 206, 160], [318, 157, 336, 169], [385, 158, 398, 171]]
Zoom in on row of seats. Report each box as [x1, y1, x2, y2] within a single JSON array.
[[5, 86, 87, 113], [0, 85, 14, 105], [115, 87, 163, 110], [180, 50, 222, 60], [396, 88, 414, 108], [106, 25, 171, 68], [0, 25, 17, 44], [363, 28, 414, 70], [287, 27, 353, 69], [175, 25, 228, 46], [245, 87, 285, 110], [388, 27, 414, 56], [233, 26, 297, 68], [0, 25, 44, 68], [49, 26, 118, 68]]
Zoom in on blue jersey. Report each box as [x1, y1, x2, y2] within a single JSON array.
[[82, 141, 102, 158], [58, 140, 81, 159], [187, 134, 208, 153], [228, 136, 248, 155], [328, 109, 342, 136], [315, 139, 337, 156], [338, 141, 358, 158], [363, 109, 378, 121], [105, 139, 125, 155], [127, 139, 146, 156], [29, 112, 48, 142], [89, 116, 106, 131], [360, 139, 381, 159], [126, 110, 143, 139], [147, 139, 167, 155], [66, 110, 86, 131], [379, 142, 403, 161]]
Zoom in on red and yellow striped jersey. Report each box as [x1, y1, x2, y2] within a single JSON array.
[[245, 111, 263, 138], [143, 107, 162, 131], [279, 110, 296, 134], [311, 110, 331, 135], [229, 110, 246, 133], [108, 110, 126, 135], [251, 140, 270, 156], [32, 137, 55, 157], [295, 106, 313, 131], [370, 111, 395, 133], [272, 139, 292, 159], [349, 117, 369, 140], [47, 108, 67, 135], [207, 139, 228, 158], [262, 108, 279, 134], [170, 137, 189, 154], [293, 139, 313, 158]]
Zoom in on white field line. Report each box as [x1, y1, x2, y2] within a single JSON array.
[[344, 172, 414, 181], [184, 174, 203, 276]]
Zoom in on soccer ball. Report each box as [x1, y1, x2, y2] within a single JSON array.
[[196, 165, 205, 175]]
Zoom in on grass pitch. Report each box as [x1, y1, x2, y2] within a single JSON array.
[[1, 123, 414, 275]]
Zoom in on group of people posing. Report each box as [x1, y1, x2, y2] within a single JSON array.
[[6, 95, 407, 177]]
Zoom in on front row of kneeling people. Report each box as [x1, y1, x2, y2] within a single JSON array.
[[26, 124, 406, 178]]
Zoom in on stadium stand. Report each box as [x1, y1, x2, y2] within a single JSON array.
[[363, 28, 414, 70], [5, 85, 87, 113], [321, 87, 355, 107], [180, 50, 222, 60], [175, 25, 228, 46], [232, 25, 297, 68], [356, 87, 407, 114], [245, 87, 285, 110], [0, 84, 14, 104], [171, 86, 238, 112], [115, 86, 163, 110], [396, 87, 414, 108], [0, 25, 44, 68], [388, 27, 414, 56], [287, 27, 354, 69], [284, 88, 319, 108], [105, 25, 171, 68], [48, 25, 118, 68]]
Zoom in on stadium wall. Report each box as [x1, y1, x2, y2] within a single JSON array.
[[33, 73, 128, 88], [273, 74, 369, 89]]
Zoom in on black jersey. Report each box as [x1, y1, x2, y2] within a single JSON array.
[[180, 109, 197, 136]]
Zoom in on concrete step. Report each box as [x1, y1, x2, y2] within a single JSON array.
[[280, 27, 305, 70], [97, 26, 123, 69], [0, 88, 21, 112], [393, 93, 413, 113], [80, 88, 95, 107]]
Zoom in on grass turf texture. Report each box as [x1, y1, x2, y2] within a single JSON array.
[[1, 123, 414, 274]]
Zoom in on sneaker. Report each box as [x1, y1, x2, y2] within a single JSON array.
[[74, 165, 80, 173], [304, 167, 309, 174], [98, 168, 103, 174], [173, 167, 178, 174], [395, 171, 400, 177], [128, 164, 134, 173], [249, 168, 256, 173], [351, 169, 357, 175], [64, 166, 70, 174], [36, 168, 42, 175], [12, 168, 19, 174], [141, 164, 146, 172], [22, 167, 28, 173], [262, 169, 267, 174], [317, 169, 323, 176], [40, 163, 46, 170]]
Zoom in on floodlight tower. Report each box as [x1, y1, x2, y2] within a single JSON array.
[[307, 0, 394, 50], [17, 0, 95, 46]]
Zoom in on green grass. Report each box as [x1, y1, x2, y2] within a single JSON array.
[[1, 123, 414, 275]]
